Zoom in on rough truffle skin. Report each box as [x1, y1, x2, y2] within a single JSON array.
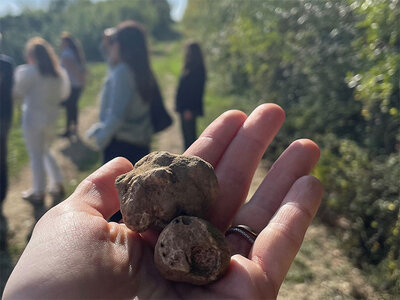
[[115, 151, 219, 233], [154, 216, 231, 285]]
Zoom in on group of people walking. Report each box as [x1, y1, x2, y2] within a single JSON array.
[[13, 37, 71, 203], [0, 20, 206, 211]]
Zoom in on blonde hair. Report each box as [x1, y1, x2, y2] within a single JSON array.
[[25, 37, 61, 77]]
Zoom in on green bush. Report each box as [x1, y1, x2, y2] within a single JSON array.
[[183, 0, 399, 294], [315, 137, 399, 292]]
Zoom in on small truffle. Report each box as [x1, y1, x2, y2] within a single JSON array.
[[154, 216, 231, 285], [115, 151, 218, 232]]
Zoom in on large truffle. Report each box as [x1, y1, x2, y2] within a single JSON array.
[[115, 151, 219, 232], [154, 216, 231, 285]]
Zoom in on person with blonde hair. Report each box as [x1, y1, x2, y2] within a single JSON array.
[[13, 37, 70, 203]]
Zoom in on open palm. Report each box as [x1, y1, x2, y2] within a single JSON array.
[[4, 104, 322, 299]]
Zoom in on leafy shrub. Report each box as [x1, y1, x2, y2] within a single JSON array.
[[315, 136, 399, 292], [183, 0, 399, 294]]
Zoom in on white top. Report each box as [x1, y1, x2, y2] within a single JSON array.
[[13, 64, 70, 129]]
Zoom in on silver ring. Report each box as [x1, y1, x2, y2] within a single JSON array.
[[226, 225, 258, 245]]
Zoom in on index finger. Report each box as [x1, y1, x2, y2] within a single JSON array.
[[71, 157, 133, 219], [185, 109, 247, 166]]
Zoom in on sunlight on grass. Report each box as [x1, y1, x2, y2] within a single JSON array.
[[152, 41, 182, 84]]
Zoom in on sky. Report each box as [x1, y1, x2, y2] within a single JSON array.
[[0, 0, 188, 21], [167, 0, 187, 22]]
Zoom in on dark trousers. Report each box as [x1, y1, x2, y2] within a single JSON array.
[[180, 114, 197, 150], [103, 138, 150, 223], [103, 138, 150, 165], [62, 87, 82, 133], [0, 127, 9, 205]]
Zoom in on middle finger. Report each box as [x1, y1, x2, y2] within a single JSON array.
[[210, 103, 285, 232]]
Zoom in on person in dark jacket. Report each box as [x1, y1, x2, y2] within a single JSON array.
[[175, 42, 206, 150], [0, 33, 14, 212]]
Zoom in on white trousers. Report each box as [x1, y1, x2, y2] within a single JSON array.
[[23, 123, 63, 194]]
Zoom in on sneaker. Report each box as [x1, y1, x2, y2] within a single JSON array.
[[49, 184, 65, 199], [22, 190, 45, 204]]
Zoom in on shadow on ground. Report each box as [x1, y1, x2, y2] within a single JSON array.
[[0, 196, 59, 296], [0, 213, 12, 296], [60, 136, 100, 171]]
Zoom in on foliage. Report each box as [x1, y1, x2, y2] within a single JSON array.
[[7, 109, 28, 179], [315, 136, 399, 292], [346, 0, 400, 155], [183, 0, 399, 294], [0, 0, 174, 64]]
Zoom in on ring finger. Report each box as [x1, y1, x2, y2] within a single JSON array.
[[226, 139, 320, 256]]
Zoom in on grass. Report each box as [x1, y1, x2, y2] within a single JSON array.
[[79, 62, 107, 108], [152, 41, 182, 80], [285, 258, 315, 283], [151, 40, 248, 136], [198, 91, 237, 134], [7, 112, 28, 178]]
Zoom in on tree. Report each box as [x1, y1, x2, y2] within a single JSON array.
[[0, 0, 174, 63]]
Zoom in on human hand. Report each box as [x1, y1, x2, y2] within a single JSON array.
[[86, 123, 101, 139], [85, 123, 104, 150], [4, 104, 322, 299]]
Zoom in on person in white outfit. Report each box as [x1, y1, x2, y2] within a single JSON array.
[[13, 37, 70, 203]]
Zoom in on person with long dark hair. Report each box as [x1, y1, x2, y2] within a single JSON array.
[[175, 42, 207, 150], [87, 20, 159, 165], [59, 32, 87, 138], [13, 37, 70, 203]]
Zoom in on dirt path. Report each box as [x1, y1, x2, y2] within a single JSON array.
[[152, 72, 183, 154], [279, 224, 379, 299], [1, 60, 381, 299], [3, 102, 100, 253]]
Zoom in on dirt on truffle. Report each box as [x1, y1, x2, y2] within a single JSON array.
[[154, 216, 230, 285], [116, 151, 218, 233]]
